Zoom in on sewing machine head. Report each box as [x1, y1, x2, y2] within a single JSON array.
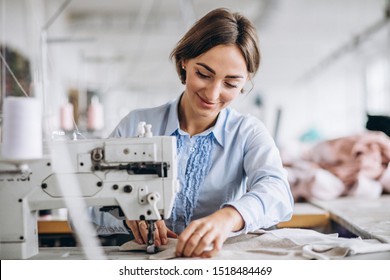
[[0, 136, 179, 259]]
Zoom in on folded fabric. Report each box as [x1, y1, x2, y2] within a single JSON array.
[[118, 228, 390, 260], [268, 228, 390, 259]]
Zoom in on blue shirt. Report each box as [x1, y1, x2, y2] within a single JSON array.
[[90, 96, 293, 235]]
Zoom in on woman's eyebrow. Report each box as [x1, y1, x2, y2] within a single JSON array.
[[196, 62, 244, 79]]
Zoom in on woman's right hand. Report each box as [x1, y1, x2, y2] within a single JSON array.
[[125, 220, 178, 247]]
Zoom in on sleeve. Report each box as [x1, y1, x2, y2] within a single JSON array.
[[109, 111, 140, 138], [88, 207, 131, 235], [224, 117, 294, 234]]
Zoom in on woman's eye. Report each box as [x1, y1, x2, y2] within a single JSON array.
[[225, 83, 238, 88], [196, 70, 209, 79]]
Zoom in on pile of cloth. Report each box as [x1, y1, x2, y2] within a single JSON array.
[[284, 131, 390, 201]]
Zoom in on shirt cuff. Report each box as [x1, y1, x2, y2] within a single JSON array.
[[122, 220, 132, 233], [222, 196, 266, 235]]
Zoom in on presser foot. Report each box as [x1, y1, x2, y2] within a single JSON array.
[[146, 244, 158, 254]]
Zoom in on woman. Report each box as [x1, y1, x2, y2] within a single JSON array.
[[91, 7, 293, 258]]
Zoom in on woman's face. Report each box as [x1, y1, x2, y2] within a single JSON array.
[[182, 44, 248, 121]]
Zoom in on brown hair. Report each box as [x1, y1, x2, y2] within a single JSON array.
[[170, 8, 260, 85]]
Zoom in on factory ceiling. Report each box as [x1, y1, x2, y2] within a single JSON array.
[[43, 0, 389, 94]]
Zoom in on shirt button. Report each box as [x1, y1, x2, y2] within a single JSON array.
[[190, 147, 195, 152]]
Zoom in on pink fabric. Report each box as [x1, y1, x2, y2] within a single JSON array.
[[285, 131, 390, 201]]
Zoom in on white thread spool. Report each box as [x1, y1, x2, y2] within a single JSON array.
[[60, 102, 74, 131], [87, 96, 104, 131], [2, 97, 42, 161], [137, 121, 146, 137], [145, 124, 153, 137]]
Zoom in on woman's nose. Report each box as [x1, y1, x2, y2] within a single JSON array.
[[205, 81, 221, 101]]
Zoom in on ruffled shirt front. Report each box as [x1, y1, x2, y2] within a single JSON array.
[[169, 130, 215, 233]]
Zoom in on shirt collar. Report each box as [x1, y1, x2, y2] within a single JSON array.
[[164, 96, 181, 136], [164, 94, 227, 147], [211, 108, 226, 147]]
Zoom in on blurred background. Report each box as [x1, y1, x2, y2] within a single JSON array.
[[1, 0, 390, 152]]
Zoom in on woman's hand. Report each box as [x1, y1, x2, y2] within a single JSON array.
[[125, 220, 178, 247], [175, 206, 244, 258]]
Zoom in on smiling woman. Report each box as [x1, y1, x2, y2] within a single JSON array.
[[89, 7, 293, 258]]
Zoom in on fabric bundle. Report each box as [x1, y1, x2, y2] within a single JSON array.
[[285, 131, 390, 201]]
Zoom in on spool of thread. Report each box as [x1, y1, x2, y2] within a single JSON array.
[[87, 96, 104, 131], [2, 97, 42, 161], [60, 102, 74, 131]]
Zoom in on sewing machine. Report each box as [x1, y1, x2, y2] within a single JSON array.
[[0, 136, 179, 259]]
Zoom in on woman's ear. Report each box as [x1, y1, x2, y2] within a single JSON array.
[[181, 60, 188, 70]]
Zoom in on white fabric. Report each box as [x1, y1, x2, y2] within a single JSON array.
[[119, 228, 390, 260]]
